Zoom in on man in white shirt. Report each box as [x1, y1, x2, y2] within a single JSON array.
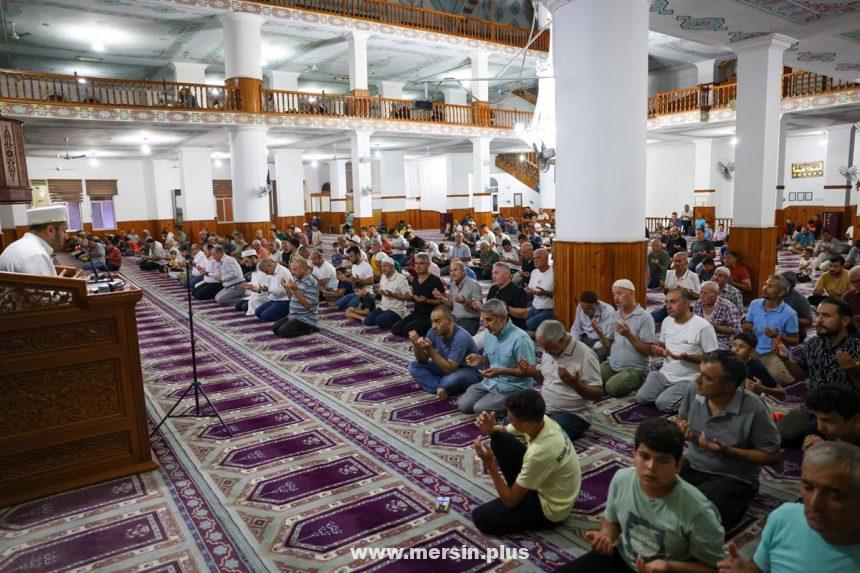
[[214, 249, 246, 306], [570, 291, 615, 362], [518, 320, 603, 440], [390, 234, 409, 266], [637, 288, 719, 413], [252, 260, 293, 322], [652, 252, 701, 325], [525, 248, 554, 332], [365, 257, 411, 328], [193, 245, 226, 300], [187, 243, 210, 289], [337, 246, 374, 309], [309, 251, 337, 293], [0, 205, 70, 277]]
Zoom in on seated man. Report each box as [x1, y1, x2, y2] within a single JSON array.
[[557, 418, 725, 573], [741, 274, 799, 387], [842, 266, 860, 318], [812, 228, 844, 271], [773, 296, 860, 445], [637, 288, 719, 413], [594, 280, 655, 397], [652, 252, 701, 325], [809, 256, 850, 307], [693, 280, 741, 350], [309, 251, 337, 294], [524, 247, 554, 332], [718, 441, 860, 573], [518, 320, 603, 440], [408, 306, 482, 399], [192, 244, 226, 300], [689, 227, 716, 270], [723, 251, 752, 296], [187, 243, 210, 289], [471, 240, 501, 280], [676, 350, 781, 528], [252, 259, 293, 322], [459, 299, 536, 414], [436, 259, 482, 335], [214, 248, 246, 307], [802, 385, 860, 451], [471, 390, 581, 536], [647, 238, 671, 288], [714, 266, 744, 315], [139, 237, 168, 271], [572, 290, 618, 363], [336, 246, 374, 309], [364, 257, 411, 329], [391, 253, 446, 337], [272, 259, 319, 338]]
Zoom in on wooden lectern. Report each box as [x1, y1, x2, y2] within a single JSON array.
[[0, 268, 156, 507]]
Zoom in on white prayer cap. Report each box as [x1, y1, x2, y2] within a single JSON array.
[[241, 249, 257, 258], [375, 251, 387, 262], [27, 204, 68, 226], [380, 256, 396, 266], [612, 279, 636, 292], [714, 266, 731, 277]]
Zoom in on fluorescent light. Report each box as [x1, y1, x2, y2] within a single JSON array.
[[214, 158, 223, 167], [730, 137, 738, 146], [820, 137, 828, 146], [89, 154, 98, 166], [311, 158, 318, 168], [141, 143, 151, 155], [91, 42, 105, 53]]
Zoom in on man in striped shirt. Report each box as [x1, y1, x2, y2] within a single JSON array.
[[273, 258, 319, 339]]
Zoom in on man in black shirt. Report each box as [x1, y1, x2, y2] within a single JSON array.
[[665, 226, 687, 257], [483, 263, 529, 331], [391, 253, 446, 337]]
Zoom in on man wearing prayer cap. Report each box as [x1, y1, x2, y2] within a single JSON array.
[[0, 204, 70, 276]]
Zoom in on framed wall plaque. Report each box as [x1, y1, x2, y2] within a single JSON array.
[[791, 161, 824, 179]]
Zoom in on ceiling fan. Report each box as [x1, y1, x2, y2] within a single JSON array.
[[59, 137, 86, 160], [8, 22, 30, 41], [52, 155, 77, 172], [300, 62, 319, 75]]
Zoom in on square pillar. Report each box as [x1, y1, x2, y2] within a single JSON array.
[[471, 137, 493, 226], [378, 81, 404, 100], [471, 49, 490, 126], [348, 30, 370, 96], [273, 149, 305, 228], [350, 130, 375, 227], [177, 147, 215, 236], [267, 70, 300, 91], [380, 151, 407, 227]]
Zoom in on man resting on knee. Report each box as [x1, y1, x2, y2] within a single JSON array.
[[471, 390, 581, 536], [408, 306, 482, 399]]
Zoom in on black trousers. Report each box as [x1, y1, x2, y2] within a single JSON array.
[[390, 312, 432, 338], [471, 431, 559, 536], [139, 260, 162, 271], [680, 461, 756, 529], [272, 317, 318, 338], [554, 550, 630, 573], [193, 282, 223, 300]]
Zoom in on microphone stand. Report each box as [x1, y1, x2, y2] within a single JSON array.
[[150, 259, 232, 438]]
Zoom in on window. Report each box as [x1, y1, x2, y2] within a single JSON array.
[[90, 199, 116, 230], [216, 197, 234, 223], [67, 201, 82, 231]]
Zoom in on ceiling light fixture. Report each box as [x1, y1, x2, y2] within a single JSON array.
[[311, 157, 318, 168], [77, 76, 86, 84], [214, 158, 223, 167], [730, 137, 738, 146], [91, 41, 105, 53], [518, 153, 525, 161], [141, 143, 151, 155], [89, 153, 98, 166], [374, 145, 381, 159]]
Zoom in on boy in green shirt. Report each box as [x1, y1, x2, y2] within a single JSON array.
[[557, 418, 725, 572]]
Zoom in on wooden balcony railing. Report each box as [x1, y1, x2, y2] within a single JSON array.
[[496, 152, 539, 189], [646, 217, 733, 235], [782, 71, 857, 98], [710, 82, 737, 110], [261, 88, 532, 128], [253, 0, 549, 51], [647, 86, 701, 118], [0, 70, 240, 111]]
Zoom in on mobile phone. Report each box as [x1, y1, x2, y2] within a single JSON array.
[[434, 497, 451, 513]]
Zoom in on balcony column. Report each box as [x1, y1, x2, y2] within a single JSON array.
[[535, 56, 556, 210], [545, 0, 649, 324], [823, 124, 858, 235], [177, 147, 216, 240], [471, 136, 493, 227], [470, 49, 490, 126], [329, 158, 349, 231], [266, 70, 300, 91], [348, 30, 370, 96], [692, 139, 715, 228], [221, 12, 264, 114], [775, 116, 788, 231], [350, 130, 375, 228], [273, 149, 305, 229], [695, 59, 715, 84], [380, 151, 407, 228], [228, 125, 270, 239], [730, 33, 795, 297], [444, 88, 468, 123], [378, 81, 404, 99]]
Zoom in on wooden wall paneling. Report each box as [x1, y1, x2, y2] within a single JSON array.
[[450, 209, 472, 224], [381, 211, 406, 229], [354, 216, 377, 230], [180, 220, 218, 243], [728, 226, 779, 299], [472, 212, 494, 227], [774, 209, 786, 233], [693, 206, 715, 230], [274, 215, 307, 230], [553, 240, 648, 329]]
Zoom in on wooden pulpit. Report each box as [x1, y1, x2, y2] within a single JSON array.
[[0, 269, 156, 507]]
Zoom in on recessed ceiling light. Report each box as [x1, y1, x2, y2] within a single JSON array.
[[77, 56, 102, 62], [141, 143, 151, 155], [91, 42, 106, 53], [730, 137, 738, 146]]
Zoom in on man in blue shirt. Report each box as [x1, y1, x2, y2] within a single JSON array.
[[741, 274, 799, 386], [408, 306, 482, 399], [458, 299, 536, 414], [718, 441, 860, 573]]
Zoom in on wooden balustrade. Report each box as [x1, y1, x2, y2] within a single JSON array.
[[782, 71, 858, 98], [261, 88, 527, 128], [254, 0, 549, 51], [710, 82, 737, 110], [646, 216, 733, 234], [0, 69, 239, 111], [496, 152, 539, 189], [647, 86, 701, 118]]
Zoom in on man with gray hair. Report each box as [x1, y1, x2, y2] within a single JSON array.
[[435, 259, 482, 335], [517, 320, 603, 440], [714, 265, 744, 314], [652, 251, 701, 325], [718, 441, 860, 573], [213, 246, 247, 307], [460, 299, 536, 414], [694, 280, 741, 350], [471, 240, 501, 280]]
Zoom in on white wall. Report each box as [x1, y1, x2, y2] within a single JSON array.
[[493, 171, 540, 210], [645, 142, 695, 217], [648, 65, 698, 97], [782, 134, 830, 206], [406, 157, 448, 212], [710, 139, 735, 218]]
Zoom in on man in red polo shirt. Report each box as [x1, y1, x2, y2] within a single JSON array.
[[723, 251, 751, 296]]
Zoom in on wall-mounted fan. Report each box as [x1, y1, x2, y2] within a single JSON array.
[[839, 165, 859, 184], [717, 160, 735, 181], [532, 142, 555, 173]]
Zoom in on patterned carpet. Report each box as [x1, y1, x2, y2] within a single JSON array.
[[0, 234, 809, 572]]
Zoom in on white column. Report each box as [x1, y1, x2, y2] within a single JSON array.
[[731, 34, 795, 227], [693, 139, 714, 192], [347, 30, 370, 93], [380, 151, 407, 213], [221, 12, 264, 80], [776, 117, 788, 210], [228, 126, 269, 223], [471, 137, 493, 213], [329, 159, 349, 214], [170, 61, 208, 84], [824, 124, 857, 216], [444, 89, 468, 106], [470, 49, 489, 102], [535, 56, 556, 210], [273, 149, 305, 218], [695, 59, 715, 85], [177, 148, 215, 222], [350, 130, 374, 218], [378, 81, 404, 99], [549, 0, 648, 242], [266, 70, 300, 91]]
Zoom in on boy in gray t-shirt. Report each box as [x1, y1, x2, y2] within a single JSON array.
[[555, 418, 724, 572]]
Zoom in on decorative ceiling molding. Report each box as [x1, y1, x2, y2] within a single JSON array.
[[730, 0, 858, 25]]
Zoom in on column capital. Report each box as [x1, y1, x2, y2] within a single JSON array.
[[350, 129, 374, 139], [266, 70, 300, 91], [229, 124, 268, 135], [731, 33, 796, 55], [219, 11, 265, 28], [347, 29, 372, 43], [469, 136, 493, 146]]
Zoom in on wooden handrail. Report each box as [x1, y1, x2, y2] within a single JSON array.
[[781, 71, 858, 99], [261, 88, 531, 128], [647, 86, 700, 118], [496, 152, 539, 189], [251, 0, 549, 51], [0, 69, 240, 111]]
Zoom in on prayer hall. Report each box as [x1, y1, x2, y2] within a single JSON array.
[[2, 0, 860, 571]]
